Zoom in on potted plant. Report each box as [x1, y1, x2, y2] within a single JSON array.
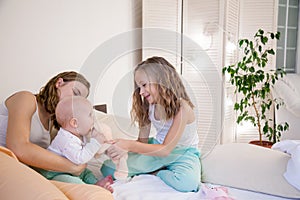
[[222, 29, 289, 147]]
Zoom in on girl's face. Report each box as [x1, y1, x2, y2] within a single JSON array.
[[134, 69, 159, 104], [56, 78, 89, 100]]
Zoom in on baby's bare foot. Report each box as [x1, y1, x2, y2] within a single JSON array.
[[95, 175, 114, 193]]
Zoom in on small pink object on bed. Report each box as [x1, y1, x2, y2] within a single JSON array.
[[200, 183, 235, 200]]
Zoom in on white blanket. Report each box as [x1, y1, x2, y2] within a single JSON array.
[[111, 174, 293, 200], [111, 175, 234, 200], [272, 140, 300, 191]]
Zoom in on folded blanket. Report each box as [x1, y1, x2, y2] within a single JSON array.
[[272, 140, 300, 191]]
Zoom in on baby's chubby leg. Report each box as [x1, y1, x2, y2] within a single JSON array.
[[113, 153, 129, 180], [96, 142, 128, 180]]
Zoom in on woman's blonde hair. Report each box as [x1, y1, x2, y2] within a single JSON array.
[[131, 56, 194, 127], [36, 71, 90, 129]]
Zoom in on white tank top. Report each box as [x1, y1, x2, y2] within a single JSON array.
[[0, 101, 50, 148], [149, 104, 199, 148]]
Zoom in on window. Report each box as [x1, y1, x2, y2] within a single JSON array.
[[277, 0, 299, 73]]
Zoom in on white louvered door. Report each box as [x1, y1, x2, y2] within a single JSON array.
[[143, 0, 224, 156], [182, 0, 223, 156], [222, 0, 240, 143], [142, 0, 182, 70]]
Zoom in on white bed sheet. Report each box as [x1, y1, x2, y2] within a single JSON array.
[[111, 174, 295, 200]]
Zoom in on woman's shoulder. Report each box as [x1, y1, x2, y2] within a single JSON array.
[[6, 91, 36, 103], [5, 91, 36, 112]]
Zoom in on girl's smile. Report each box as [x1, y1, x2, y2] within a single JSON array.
[[134, 69, 158, 104]]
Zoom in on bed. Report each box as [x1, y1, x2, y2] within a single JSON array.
[[88, 109, 300, 200]]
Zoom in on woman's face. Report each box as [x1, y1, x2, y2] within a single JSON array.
[[56, 78, 89, 100], [134, 69, 158, 104]]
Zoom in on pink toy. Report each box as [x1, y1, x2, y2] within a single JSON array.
[[201, 183, 235, 200]]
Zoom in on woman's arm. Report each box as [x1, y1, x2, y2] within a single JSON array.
[[113, 102, 194, 157], [5, 91, 85, 175]]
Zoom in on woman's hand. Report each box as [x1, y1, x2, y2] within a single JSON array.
[[70, 163, 87, 176], [105, 139, 130, 161]]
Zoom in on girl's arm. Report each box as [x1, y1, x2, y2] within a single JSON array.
[[137, 123, 151, 143], [5, 91, 85, 175], [114, 102, 194, 157]]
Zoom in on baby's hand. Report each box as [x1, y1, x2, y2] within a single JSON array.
[[91, 127, 106, 144], [94, 122, 113, 140]]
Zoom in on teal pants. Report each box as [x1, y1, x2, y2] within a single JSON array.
[[101, 138, 201, 192], [38, 168, 98, 184]]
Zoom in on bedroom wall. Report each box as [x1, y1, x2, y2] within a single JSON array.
[[0, 0, 142, 117]]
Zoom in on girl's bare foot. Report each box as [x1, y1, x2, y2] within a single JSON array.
[[95, 175, 114, 193]]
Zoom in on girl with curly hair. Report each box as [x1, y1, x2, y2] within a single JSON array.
[[102, 57, 201, 192]]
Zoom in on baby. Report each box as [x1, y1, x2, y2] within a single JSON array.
[[45, 96, 128, 192]]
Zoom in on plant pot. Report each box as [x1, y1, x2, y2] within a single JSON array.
[[249, 140, 273, 148]]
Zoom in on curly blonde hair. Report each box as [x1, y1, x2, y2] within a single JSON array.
[[36, 71, 90, 129], [131, 56, 194, 127]]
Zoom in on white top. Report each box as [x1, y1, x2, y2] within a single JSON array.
[[149, 104, 199, 148], [0, 101, 50, 148], [48, 128, 101, 165]]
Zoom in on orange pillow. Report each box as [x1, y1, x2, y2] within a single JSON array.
[[0, 146, 114, 200], [0, 147, 68, 200], [51, 180, 113, 200]]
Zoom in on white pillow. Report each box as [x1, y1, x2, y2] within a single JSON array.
[[94, 110, 138, 140], [201, 143, 300, 198]]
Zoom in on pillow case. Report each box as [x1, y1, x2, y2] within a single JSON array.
[[51, 180, 113, 200], [0, 146, 113, 200], [0, 146, 68, 200], [94, 110, 138, 139], [201, 143, 300, 198]]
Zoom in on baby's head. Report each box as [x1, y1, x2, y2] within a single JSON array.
[[56, 96, 94, 136]]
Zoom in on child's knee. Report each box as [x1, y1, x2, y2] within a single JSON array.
[[101, 160, 116, 177], [157, 171, 199, 192], [174, 176, 199, 192]]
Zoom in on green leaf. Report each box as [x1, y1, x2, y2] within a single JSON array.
[[239, 40, 244, 47], [222, 68, 226, 74], [263, 123, 269, 134], [250, 41, 253, 49], [275, 32, 280, 40], [258, 45, 262, 52], [253, 51, 257, 59], [268, 49, 275, 55], [234, 103, 239, 110], [262, 36, 268, 44]]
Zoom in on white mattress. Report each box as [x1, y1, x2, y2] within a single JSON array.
[[111, 174, 295, 200]]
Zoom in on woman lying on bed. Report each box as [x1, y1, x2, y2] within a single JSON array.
[[101, 56, 201, 192]]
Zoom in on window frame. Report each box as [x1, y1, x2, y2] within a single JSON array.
[[276, 0, 300, 73]]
